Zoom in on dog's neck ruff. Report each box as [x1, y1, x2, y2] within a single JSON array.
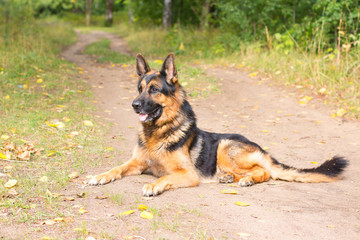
[[139, 99, 197, 152]]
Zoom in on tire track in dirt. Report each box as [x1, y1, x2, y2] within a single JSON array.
[[56, 30, 360, 239]]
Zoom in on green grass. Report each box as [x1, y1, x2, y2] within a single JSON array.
[[109, 193, 125, 206], [110, 22, 360, 119], [0, 19, 108, 223], [84, 38, 133, 64], [216, 44, 360, 118], [83, 34, 219, 99]]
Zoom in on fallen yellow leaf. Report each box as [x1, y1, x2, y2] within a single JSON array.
[[299, 96, 312, 105], [68, 172, 79, 179], [37, 78, 43, 83], [120, 210, 135, 216], [5, 179, 17, 188], [95, 195, 108, 200], [42, 219, 57, 225], [237, 232, 251, 237], [54, 217, 73, 223], [63, 116, 71, 122], [47, 151, 57, 157], [335, 108, 347, 117], [140, 211, 154, 219], [39, 176, 49, 182], [83, 120, 93, 127], [4, 95, 10, 100], [47, 121, 65, 129], [46, 189, 53, 197], [79, 207, 88, 214], [221, 189, 238, 194], [1, 134, 10, 140], [318, 87, 327, 94], [311, 161, 319, 165], [64, 196, 75, 201], [137, 204, 148, 211], [0, 152, 9, 159], [249, 72, 258, 77], [235, 201, 250, 206]]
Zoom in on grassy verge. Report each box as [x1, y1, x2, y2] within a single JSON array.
[[110, 22, 359, 119], [84, 38, 133, 64], [83, 36, 219, 98], [0, 19, 108, 224]]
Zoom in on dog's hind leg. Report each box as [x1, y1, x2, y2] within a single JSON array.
[[217, 139, 271, 186]]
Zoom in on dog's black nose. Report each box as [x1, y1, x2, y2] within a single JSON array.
[[132, 100, 143, 110]]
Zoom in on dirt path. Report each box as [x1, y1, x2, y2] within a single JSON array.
[[56, 31, 360, 239]]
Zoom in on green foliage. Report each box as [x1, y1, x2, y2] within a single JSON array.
[[128, 0, 203, 26]]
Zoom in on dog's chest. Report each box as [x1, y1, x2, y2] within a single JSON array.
[[146, 157, 169, 177]]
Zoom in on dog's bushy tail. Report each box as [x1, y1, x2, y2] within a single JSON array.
[[265, 155, 348, 183]]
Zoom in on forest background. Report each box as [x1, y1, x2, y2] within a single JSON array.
[[1, 0, 359, 117]]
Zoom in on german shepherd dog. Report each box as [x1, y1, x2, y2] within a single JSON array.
[[89, 53, 348, 196]]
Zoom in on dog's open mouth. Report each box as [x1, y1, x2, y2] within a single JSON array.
[[138, 107, 163, 122]]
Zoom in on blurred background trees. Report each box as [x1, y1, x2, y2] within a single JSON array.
[[1, 0, 359, 53]]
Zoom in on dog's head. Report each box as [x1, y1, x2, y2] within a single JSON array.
[[132, 53, 184, 125]]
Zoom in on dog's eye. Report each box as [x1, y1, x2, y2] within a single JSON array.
[[150, 86, 160, 93], [138, 86, 142, 93]]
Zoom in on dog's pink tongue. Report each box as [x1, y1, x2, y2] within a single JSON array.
[[139, 114, 148, 122]]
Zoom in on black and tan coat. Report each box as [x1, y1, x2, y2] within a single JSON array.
[[89, 53, 348, 196]]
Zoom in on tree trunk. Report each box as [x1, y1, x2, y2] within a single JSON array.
[[105, 0, 114, 27], [128, 0, 134, 23], [163, 0, 172, 29], [293, 3, 296, 23], [200, 0, 210, 30], [86, 0, 92, 26]]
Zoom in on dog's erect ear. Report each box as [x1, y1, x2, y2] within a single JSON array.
[[160, 53, 177, 84], [136, 54, 151, 76]]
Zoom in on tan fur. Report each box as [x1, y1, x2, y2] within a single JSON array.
[[216, 139, 338, 184], [89, 53, 345, 196]]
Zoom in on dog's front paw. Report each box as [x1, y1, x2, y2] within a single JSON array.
[[238, 177, 255, 187], [89, 172, 117, 185], [219, 173, 235, 183], [142, 183, 162, 197]]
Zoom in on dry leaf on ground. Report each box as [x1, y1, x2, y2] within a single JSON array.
[[68, 172, 79, 179], [79, 207, 88, 213], [140, 211, 154, 219], [4, 179, 17, 188], [119, 210, 135, 216], [235, 201, 250, 206], [137, 204, 148, 211], [83, 120, 93, 127], [221, 189, 238, 194]]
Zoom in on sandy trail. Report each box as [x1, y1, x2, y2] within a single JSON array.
[[56, 30, 360, 239]]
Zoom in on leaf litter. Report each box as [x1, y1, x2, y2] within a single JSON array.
[[0, 141, 43, 161]]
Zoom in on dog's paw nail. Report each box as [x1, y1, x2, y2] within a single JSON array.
[[88, 177, 99, 185], [238, 179, 255, 187], [142, 184, 159, 197]]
